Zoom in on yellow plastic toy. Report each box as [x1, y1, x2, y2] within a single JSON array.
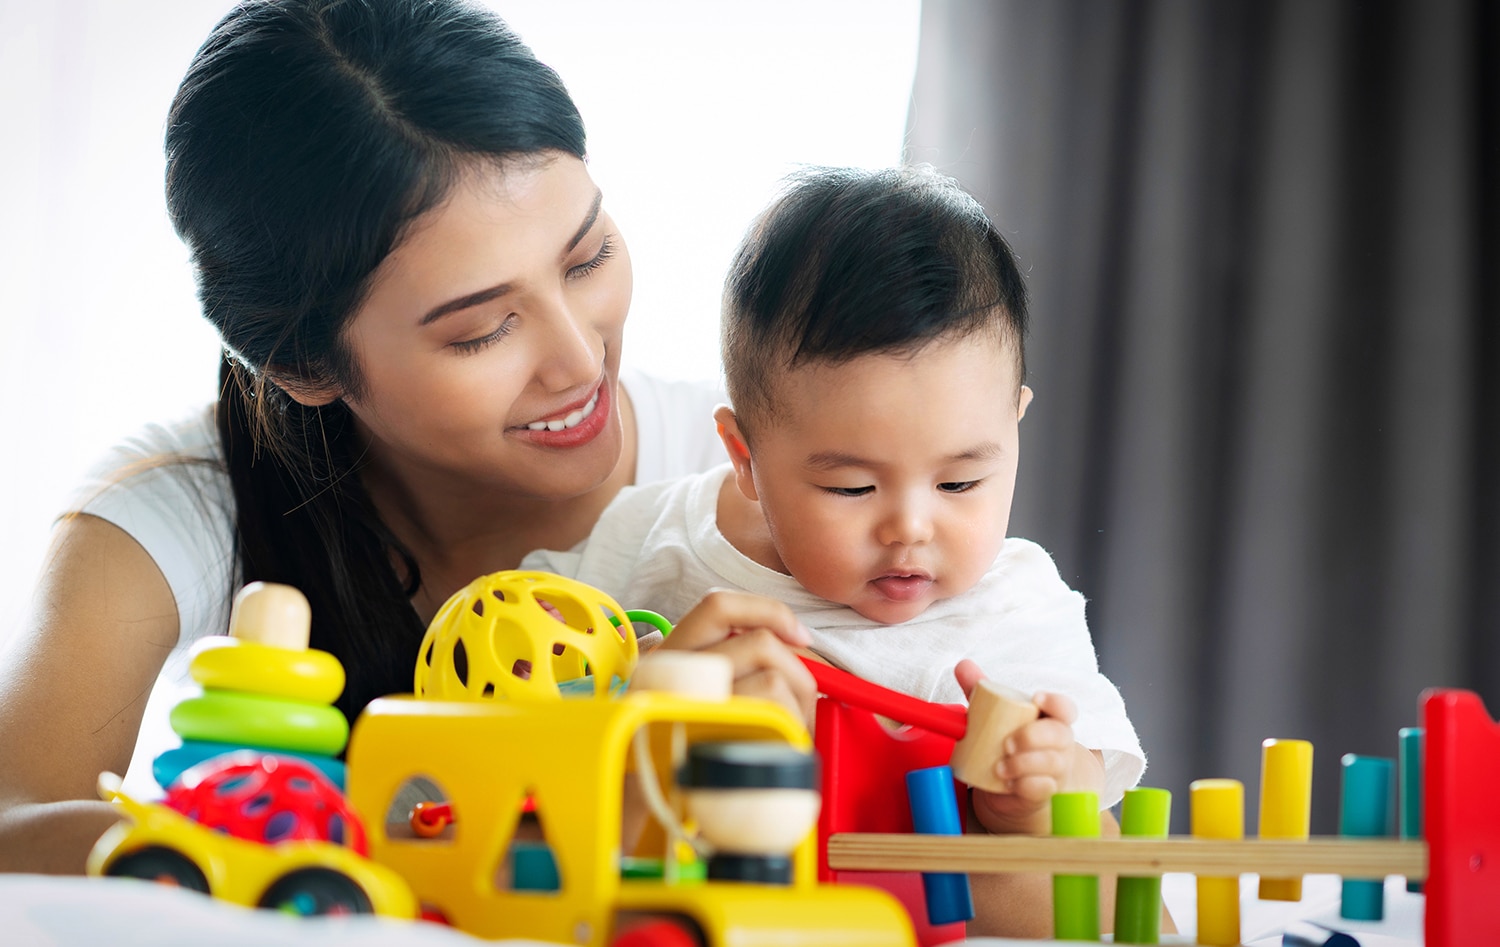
[[189, 637, 345, 705], [347, 648, 916, 946], [415, 570, 640, 701], [88, 770, 416, 918]]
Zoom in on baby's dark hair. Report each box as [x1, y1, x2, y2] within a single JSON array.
[[722, 164, 1029, 435]]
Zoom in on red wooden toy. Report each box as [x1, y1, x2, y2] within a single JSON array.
[[804, 657, 969, 946], [1422, 687, 1500, 947]]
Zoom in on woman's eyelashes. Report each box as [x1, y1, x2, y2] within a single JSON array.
[[566, 233, 615, 279], [448, 236, 617, 354], [451, 314, 517, 354]]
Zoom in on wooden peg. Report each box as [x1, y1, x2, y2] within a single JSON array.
[[949, 677, 1039, 792], [630, 651, 733, 700], [227, 581, 312, 650]]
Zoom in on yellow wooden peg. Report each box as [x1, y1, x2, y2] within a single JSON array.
[[1258, 738, 1313, 900], [1191, 778, 1243, 947]]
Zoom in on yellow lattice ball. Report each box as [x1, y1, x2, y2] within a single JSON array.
[[414, 571, 638, 701]]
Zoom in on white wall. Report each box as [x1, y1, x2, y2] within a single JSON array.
[[0, 1, 920, 650]]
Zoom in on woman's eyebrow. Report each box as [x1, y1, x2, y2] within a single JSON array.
[[418, 190, 605, 327], [419, 282, 514, 326], [565, 189, 603, 253]]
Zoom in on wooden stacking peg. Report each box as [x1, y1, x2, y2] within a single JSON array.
[[905, 765, 974, 927], [1339, 754, 1394, 921], [1114, 787, 1172, 944], [949, 677, 1039, 793], [227, 581, 312, 650], [1398, 727, 1423, 894], [1052, 790, 1102, 941], [1191, 778, 1244, 947], [629, 651, 733, 700], [1258, 738, 1314, 901]]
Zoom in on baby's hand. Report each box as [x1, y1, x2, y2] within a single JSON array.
[[660, 590, 817, 727], [953, 659, 1082, 835]]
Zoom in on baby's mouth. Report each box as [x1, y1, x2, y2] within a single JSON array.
[[870, 572, 934, 602]]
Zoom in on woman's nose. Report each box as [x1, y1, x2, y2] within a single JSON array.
[[535, 299, 602, 392]]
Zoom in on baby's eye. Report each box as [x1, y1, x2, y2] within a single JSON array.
[[823, 485, 874, 497], [938, 480, 981, 494]]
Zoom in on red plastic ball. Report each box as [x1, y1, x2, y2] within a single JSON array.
[[610, 920, 702, 947], [163, 752, 368, 856]]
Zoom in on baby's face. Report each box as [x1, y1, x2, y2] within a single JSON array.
[[739, 334, 1030, 624]]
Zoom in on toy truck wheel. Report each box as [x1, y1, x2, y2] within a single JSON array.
[[257, 867, 374, 916], [105, 846, 211, 893]]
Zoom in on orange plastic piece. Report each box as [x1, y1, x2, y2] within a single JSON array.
[[1422, 688, 1500, 947], [410, 801, 454, 838]]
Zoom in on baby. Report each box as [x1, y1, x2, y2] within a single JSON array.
[[525, 165, 1145, 835]]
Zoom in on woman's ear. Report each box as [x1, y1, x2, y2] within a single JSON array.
[[713, 405, 759, 502], [267, 368, 344, 408]]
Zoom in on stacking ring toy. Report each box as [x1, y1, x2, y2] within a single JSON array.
[[170, 691, 349, 756], [153, 740, 346, 791], [188, 638, 345, 705]]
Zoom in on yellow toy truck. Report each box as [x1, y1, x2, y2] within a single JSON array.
[[345, 571, 915, 945]]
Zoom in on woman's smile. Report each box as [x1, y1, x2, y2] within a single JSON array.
[[510, 379, 612, 450]]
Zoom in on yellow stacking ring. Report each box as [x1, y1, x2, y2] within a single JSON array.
[[170, 691, 350, 756], [188, 639, 345, 705]]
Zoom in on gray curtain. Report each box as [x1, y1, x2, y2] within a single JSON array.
[[906, 0, 1498, 833]]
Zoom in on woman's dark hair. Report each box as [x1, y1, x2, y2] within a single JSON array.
[[165, 0, 586, 724], [722, 164, 1029, 436]]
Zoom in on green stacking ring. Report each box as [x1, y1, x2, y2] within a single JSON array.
[[170, 690, 349, 756]]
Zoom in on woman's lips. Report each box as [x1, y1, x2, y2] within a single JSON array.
[[510, 381, 610, 449], [870, 574, 934, 602]]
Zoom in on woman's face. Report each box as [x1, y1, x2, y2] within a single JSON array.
[[337, 153, 633, 500]]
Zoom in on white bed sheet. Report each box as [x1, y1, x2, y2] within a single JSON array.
[[0, 871, 1423, 946]]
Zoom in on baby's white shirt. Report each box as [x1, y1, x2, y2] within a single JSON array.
[[523, 463, 1147, 807]]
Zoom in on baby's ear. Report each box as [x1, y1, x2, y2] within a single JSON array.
[[713, 405, 759, 502], [1017, 384, 1034, 421]]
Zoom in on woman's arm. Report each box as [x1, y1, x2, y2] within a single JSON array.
[[0, 514, 178, 873]]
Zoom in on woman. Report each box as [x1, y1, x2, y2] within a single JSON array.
[[0, 0, 813, 874]]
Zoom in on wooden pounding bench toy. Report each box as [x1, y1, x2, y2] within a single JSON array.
[[808, 649, 1499, 947]]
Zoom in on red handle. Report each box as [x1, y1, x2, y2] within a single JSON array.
[[799, 655, 968, 740]]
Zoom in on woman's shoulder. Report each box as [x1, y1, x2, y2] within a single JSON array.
[[77, 405, 223, 478], [66, 405, 225, 513], [63, 404, 236, 649]]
